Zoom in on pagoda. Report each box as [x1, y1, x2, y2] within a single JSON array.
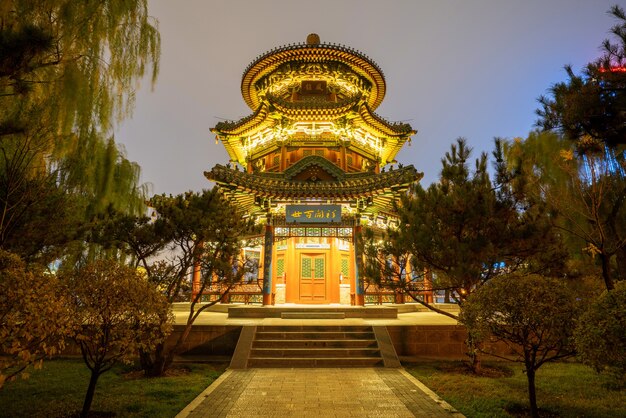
[[205, 34, 424, 305]]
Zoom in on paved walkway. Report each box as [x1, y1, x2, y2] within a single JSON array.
[[177, 368, 464, 418]]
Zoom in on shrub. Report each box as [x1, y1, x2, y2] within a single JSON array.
[[575, 281, 626, 385], [0, 251, 71, 389], [461, 274, 579, 417]]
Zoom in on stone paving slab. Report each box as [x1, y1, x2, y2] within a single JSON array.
[[177, 368, 464, 417]]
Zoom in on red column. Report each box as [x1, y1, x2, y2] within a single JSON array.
[[424, 269, 434, 304], [191, 260, 201, 302]]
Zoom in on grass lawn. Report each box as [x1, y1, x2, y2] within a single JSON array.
[[0, 358, 227, 418], [406, 360, 626, 417]]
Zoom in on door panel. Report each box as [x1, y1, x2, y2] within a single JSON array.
[[299, 254, 326, 302]]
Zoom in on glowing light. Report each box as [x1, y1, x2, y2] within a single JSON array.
[[243, 128, 276, 153], [599, 66, 626, 72], [239, 114, 387, 162]]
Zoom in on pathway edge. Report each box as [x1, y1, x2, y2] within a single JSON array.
[[399, 368, 466, 417], [175, 369, 233, 418]]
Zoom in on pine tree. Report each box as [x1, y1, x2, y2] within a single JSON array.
[[537, 6, 626, 149], [362, 138, 566, 371]]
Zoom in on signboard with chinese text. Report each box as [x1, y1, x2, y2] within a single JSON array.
[[300, 80, 327, 95], [286, 205, 341, 223]]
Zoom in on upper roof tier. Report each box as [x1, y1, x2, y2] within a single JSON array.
[[241, 34, 386, 111], [212, 34, 416, 166]]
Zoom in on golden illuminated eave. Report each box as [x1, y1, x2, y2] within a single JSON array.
[[212, 109, 415, 165], [242, 43, 386, 111]]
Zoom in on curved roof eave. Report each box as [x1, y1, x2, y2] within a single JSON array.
[[241, 42, 386, 111]]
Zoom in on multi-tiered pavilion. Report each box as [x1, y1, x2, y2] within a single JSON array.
[[205, 34, 426, 306]]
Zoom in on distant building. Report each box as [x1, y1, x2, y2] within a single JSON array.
[[201, 34, 430, 305]]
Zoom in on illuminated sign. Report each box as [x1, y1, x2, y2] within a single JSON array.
[[295, 243, 331, 249], [286, 205, 341, 223]]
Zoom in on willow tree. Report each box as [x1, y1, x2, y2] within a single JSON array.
[[0, 1, 160, 261], [0, 0, 160, 137], [505, 132, 626, 290], [535, 5, 626, 288]]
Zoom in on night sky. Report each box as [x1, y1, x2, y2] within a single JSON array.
[[115, 0, 620, 195]]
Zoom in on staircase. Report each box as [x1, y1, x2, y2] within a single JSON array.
[[231, 325, 400, 368]]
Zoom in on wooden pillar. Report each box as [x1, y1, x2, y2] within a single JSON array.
[[191, 259, 201, 302], [424, 269, 434, 304], [329, 237, 339, 303], [285, 237, 296, 302], [191, 240, 204, 302], [353, 218, 365, 306], [271, 234, 277, 303], [394, 255, 404, 304], [262, 218, 274, 306], [280, 145, 287, 171]]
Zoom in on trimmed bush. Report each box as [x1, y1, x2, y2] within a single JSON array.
[[575, 281, 626, 385]]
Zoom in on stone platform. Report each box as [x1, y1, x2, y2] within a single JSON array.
[[167, 303, 477, 362], [227, 305, 398, 319]]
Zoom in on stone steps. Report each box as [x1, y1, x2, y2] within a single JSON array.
[[243, 325, 385, 368], [252, 339, 378, 348], [280, 311, 345, 319], [250, 347, 381, 357], [255, 331, 376, 340], [247, 357, 384, 368]]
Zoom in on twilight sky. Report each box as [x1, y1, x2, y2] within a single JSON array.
[[116, 0, 620, 195]]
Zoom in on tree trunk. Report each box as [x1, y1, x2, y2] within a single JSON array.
[[465, 333, 482, 374], [616, 247, 626, 282], [141, 317, 195, 377], [599, 253, 615, 291], [525, 362, 539, 418], [141, 343, 169, 377], [81, 368, 101, 418]]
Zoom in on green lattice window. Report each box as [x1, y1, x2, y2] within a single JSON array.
[[303, 149, 313, 157], [314, 149, 324, 156], [276, 258, 285, 276], [314, 258, 324, 278], [339, 228, 352, 237], [301, 257, 312, 278], [272, 155, 280, 166], [341, 258, 349, 278]]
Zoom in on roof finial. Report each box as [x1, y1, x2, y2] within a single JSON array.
[[306, 33, 320, 45]]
